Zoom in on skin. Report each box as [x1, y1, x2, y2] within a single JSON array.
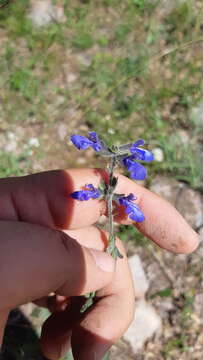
[[0, 168, 199, 359]]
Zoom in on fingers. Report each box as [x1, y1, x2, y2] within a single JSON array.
[[0, 169, 199, 253], [113, 173, 199, 254], [0, 310, 9, 345], [40, 227, 135, 360], [0, 221, 114, 312]]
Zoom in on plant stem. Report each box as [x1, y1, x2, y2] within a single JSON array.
[[106, 157, 122, 259], [81, 156, 121, 313], [108, 156, 116, 248]]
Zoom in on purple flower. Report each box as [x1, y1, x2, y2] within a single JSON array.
[[118, 193, 145, 222], [130, 139, 154, 162], [122, 155, 147, 180], [70, 132, 102, 152], [122, 139, 154, 180], [71, 184, 101, 201]]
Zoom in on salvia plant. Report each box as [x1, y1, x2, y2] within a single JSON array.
[[70, 131, 154, 312]]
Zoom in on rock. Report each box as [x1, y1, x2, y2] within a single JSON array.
[[176, 187, 203, 229], [76, 157, 87, 165], [76, 53, 92, 67], [199, 227, 203, 243], [190, 102, 203, 129], [128, 254, 149, 298], [57, 123, 69, 141], [5, 131, 17, 152], [28, 0, 66, 27], [150, 177, 203, 229], [152, 147, 164, 162], [194, 294, 203, 320], [196, 227, 203, 256], [170, 129, 190, 146], [150, 176, 182, 205], [123, 299, 162, 353], [176, 129, 190, 145], [66, 72, 78, 83]]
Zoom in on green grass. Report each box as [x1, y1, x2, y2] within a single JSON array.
[[118, 224, 148, 247], [0, 151, 27, 177]]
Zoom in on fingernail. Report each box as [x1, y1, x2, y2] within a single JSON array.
[[90, 249, 114, 272]]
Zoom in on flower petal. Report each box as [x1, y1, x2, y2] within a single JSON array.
[[88, 132, 99, 142], [125, 193, 136, 201], [129, 162, 147, 180], [70, 135, 92, 150], [92, 142, 102, 152], [135, 148, 154, 162], [131, 139, 145, 150], [123, 157, 147, 180], [128, 205, 145, 222], [71, 190, 91, 201], [118, 194, 145, 222]]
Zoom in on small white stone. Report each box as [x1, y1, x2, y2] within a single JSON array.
[[28, 137, 40, 147], [58, 123, 68, 141], [28, 1, 55, 27], [7, 131, 16, 140], [76, 53, 92, 67], [199, 227, 203, 243], [76, 157, 87, 165], [190, 102, 203, 126], [66, 73, 78, 83], [5, 131, 17, 152], [152, 147, 164, 162], [28, 0, 65, 27], [128, 254, 149, 298], [5, 141, 17, 152], [176, 187, 203, 229], [150, 176, 182, 205], [123, 299, 162, 353]]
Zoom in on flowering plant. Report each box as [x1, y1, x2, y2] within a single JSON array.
[[70, 131, 154, 311]]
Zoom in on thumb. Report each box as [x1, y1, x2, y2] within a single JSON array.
[[0, 220, 115, 312]]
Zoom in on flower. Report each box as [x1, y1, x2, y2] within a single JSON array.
[[122, 139, 154, 180], [70, 132, 102, 152], [130, 139, 154, 162], [122, 155, 147, 180], [71, 184, 101, 201], [118, 193, 145, 222]]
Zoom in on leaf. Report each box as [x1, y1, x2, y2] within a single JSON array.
[[150, 288, 173, 299]]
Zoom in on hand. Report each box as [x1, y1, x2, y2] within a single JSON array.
[[0, 169, 199, 359]]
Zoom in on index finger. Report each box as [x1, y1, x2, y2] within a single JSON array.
[[67, 168, 199, 254], [0, 168, 199, 253]]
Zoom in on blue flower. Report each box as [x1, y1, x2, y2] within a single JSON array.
[[71, 184, 101, 201], [70, 132, 102, 152], [122, 139, 154, 180], [118, 193, 145, 222], [130, 139, 154, 162], [122, 155, 147, 180]]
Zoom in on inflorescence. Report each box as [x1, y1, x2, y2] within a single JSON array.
[[70, 131, 154, 312], [71, 132, 153, 227]]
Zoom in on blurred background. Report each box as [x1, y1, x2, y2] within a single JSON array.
[[0, 0, 203, 359]]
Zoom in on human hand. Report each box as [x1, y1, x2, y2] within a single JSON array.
[[0, 169, 199, 359]]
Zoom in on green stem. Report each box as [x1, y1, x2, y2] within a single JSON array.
[[106, 157, 123, 259], [80, 157, 122, 313]]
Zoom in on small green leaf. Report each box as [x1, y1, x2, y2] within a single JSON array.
[[150, 288, 173, 299]]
